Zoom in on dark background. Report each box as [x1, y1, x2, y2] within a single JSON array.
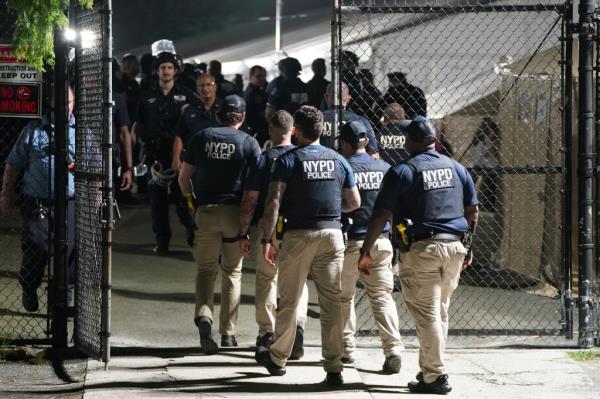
[[113, 0, 326, 54]]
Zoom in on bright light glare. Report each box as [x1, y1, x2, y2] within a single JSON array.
[[64, 28, 77, 42], [80, 30, 96, 49]]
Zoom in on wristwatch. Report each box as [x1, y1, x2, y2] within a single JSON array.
[[238, 233, 250, 240], [261, 238, 273, 245]]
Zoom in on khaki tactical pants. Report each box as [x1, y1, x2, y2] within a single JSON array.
[[341, 237, 403, 358], [192, 204, 243, 336], [398, 239, 467, 383], [269, 229, 345, 372], [254, 233, 308, 337]]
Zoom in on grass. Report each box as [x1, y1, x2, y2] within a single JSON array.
[[567, 349, 600, 362]]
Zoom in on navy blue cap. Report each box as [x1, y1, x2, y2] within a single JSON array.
[[222, 94, 246, 113], [338, 121, 368, 144], [401, 116, 437, 144]]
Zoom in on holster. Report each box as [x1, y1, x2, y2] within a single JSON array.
[[394, 218, 414, 253], [275, 216, 286, 241]]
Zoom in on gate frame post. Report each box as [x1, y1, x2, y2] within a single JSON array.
[[577, 0, 596, 349], [51, 0, 70, 350]]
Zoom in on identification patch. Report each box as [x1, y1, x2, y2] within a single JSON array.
[[379, 134, 405, 149], [205, 142, 236, 160], [174, 95, 187, 102], [354, 171, 384, 191], [147, 98, 156, 104], [302, 159, 336, 181], [291, 92, 308, 104], [422, 168, 455, 190]]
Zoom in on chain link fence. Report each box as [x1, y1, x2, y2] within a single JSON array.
[[73, 0, 111, 360], [0, 3, 51, 344], [337, 0, 570, 342]]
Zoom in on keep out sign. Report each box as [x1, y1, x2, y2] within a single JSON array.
[[0, 83, 41, 118], [0, 44, 42, 118]]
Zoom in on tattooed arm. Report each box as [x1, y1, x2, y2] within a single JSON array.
[[238, 190, 259, 256], [260, 181, 287, 241]]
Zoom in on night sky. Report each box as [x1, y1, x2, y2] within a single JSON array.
[[113, 0, 326, 54]]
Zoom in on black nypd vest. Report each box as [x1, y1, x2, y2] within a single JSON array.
[[192, 127, 253, 205], [253, 144, 295, 224], [376, 122, 410, 165], [346, 156, 389, 230], [281, 146, 344, 230], [395, 151, 464, 227]]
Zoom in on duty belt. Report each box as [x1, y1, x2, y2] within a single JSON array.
[[348, 232, 389, 241], [413, 232, 463, 242]]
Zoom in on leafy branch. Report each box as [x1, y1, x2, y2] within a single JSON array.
[[7, 0, 94, 71]]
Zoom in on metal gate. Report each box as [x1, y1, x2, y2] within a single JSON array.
[[334, 0, 572, 341], [72, 0, 112, 362]]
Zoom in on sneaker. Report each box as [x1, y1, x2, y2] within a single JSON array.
[[289, 325, 304, 360], [256, 349, 286, 376], [256, 332, 274, 349], [416, 371, 423, 381], [341, 356, 354, 364], [221, 335, 238, 347], [382, 354, 401, 374], [323, 372, 344, 387], [153, 245, 169, 256], [22, 290, 39, 312], [407, 374, 452, 395], [195, 316, 218, 355]]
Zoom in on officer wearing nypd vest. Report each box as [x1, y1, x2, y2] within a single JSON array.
[[256, 105, 361, 387], [358, 116, 479, 395], [132, 42, 201, 254], [376, 102, 410, 165], [321, 82, 379, 156], [337, 121, 404, 374], [238, 110, 309, 359], [178, 94, 261, 355]]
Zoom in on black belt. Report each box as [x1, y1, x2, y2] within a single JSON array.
[[348, 232, 389, 241], [413, 232, 463, 242]]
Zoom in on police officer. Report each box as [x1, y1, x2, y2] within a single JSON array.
[[243, 65, 269, 147], [132, 50, 201, 254], [321, 82, 379, 156], [265, 57, 310, 121], [173, 73, 222, 165], [381, 72, 427, 120], [376, 102, 410, 165], [238, 110, 309, 358], [256, 106, 360, 386], [338, 121, 403, 374], [358, 116, 479, 394], [209, 60, 238, 97], [178, 95, 261, 354], [0, 87, 77, 312]]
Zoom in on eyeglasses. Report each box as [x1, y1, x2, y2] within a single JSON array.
[[198, 82, 215, 87]]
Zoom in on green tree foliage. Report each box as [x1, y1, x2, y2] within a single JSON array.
[[7, 0, 93, 70]]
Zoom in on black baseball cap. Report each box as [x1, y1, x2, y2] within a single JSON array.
[[401, 116, 437, 144], [222, 94, 246, 113], [338, 121, 368, 144]]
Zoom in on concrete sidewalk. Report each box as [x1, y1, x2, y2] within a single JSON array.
[[81, 346, 598, 398]]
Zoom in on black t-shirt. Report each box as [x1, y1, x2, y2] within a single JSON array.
[[184, 126, 261, 205], [244, 83, 269, 145], [177, 98, 222, 149], [122, 77, 141, 124], [267, 77, 310, 114], [307, 75, 329, 108], [112, 91, 130, 167]]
